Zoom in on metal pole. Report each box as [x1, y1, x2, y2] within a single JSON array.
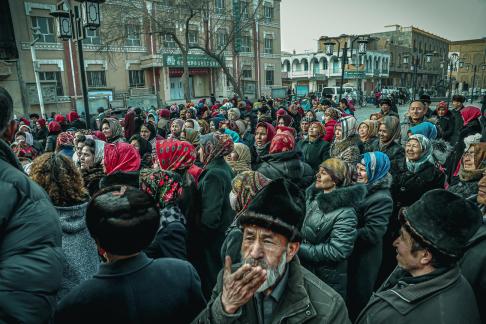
[[30, 39, 46, 118], [470, 65, 477, 103], [447, 60, 453, 105], [338, 42, 347, 101], [412, 56, 417, 100]]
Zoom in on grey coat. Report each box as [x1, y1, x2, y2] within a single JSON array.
[[192, 257, 351, 324], [57, 202, 99, 301], [299, 184, 366, 299]]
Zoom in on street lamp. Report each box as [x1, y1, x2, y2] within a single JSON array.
[[402, 51, 434, 100], [30, 26, 46, 118], [444, 53, 461, 105], [458, 59, 486, 103]]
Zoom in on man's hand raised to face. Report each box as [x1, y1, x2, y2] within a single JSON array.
[[221, 256, 267, 314]]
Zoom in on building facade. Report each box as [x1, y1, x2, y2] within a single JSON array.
[[449, 38, 486, 94], [0, 0, 282, 117]]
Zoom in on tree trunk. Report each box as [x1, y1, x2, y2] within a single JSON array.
[[181, 51, 191, 103]]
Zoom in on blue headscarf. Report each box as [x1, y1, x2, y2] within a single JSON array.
[[408, 122, 437, 140], [224, 128, 240, 143], [361, 151, 390, 184]]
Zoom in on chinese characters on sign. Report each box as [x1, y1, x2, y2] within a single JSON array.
[[163, 54, 219, 68]]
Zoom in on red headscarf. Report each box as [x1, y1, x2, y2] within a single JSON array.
[[124, 110, 137, 139], [48, 121, 61, 133], [93, 130, 106, 141], [269, 132, 295, 154], [276, 125, 297, 137], [54, 114, 66, 124], [156, 139, 197, 171], [158, 109, 170, 119], [103, 142, 141, 175], [256, 122, 276, 143], [67, 111, 80, 123], [436, 101, 448, 114], [276, 108, 288, 117], [461, 106, 481, 126], [19, 117, 30, 126], [37, 118, 47, 128], [56, 132, 75, 147]]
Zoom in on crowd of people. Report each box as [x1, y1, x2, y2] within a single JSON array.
[[1, 84, 485, 323]]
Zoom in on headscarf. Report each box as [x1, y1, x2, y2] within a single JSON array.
[[185, 118, 201, 132], [309, 121, 325, 138], [92, 130, 106, 142], [129, 134, 152, 157], [436, 101, 448, 114], [159, 109, 170, 119], [199, 133, 234, 166], [361, 152, 391, 185], [379, 116, 401, 149], [56, 132, 75, 148], [102, 118, 123, 142], [37, 118, 47, 128], [198, 120, 210, 135], [325, 107, 341, 120], [459, 143, 486, 182], [103, 142, 141, 175], [255, 122, 276, 145], [139, 169, 183, 209], [461, 106, 481, 126], [224, 128, 240, 143], [66, 111, 80, 123], [54, 114, 66, 124], [142, 123, 157, 141], [226, 143, 251, 175], [234, 120, 246, 135], [171, 119, 185, 133], [124, 110, 137, 139], [409, 122, 438, 140], [18, 125, 34, 146], [276, 125, 296, 137], [278, 115, 294, 127], [156, 139, 196, 171], [406, 134, 432, 173], [230, 171, 271, 215], [228, 108, 241, 121], [182, 128, 200, 146], [48, 121, 61, 133], [269, 132, 295, 154], [147, 112, 159, 126], [320, 158, 352, 187], [335, 115, 357, 141], [358, 120, 379, 141]]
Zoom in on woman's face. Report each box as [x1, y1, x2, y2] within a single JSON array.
[[130, 139, 140, 151], [229, 151, 239, 161], [315, 167, 336, 191], [358, 124, 369, 140], [15, 135, 27, 147], [148, 116, 155, 125], [228, 111, 237, 121], [334, 125, 343, 140], [184, 121, 194, 129], [255, 126, 268, 147], [80, 145, 95, 170], [171, 122, 181, 135], [378, 124, 390, 143], [308, 124, 320, 139], [210, 121, 216, 132], [324, 113, 331, 123], [140, 125, 151, 141], [356, 163, 368, 184], [185, 111, 192, 120], [405, 139, 423, 161], [102, 123, 112, 139], [437, 107, 447, 117], [278, 118, 286, 127], [305, 111, 314, 119], [463, 146, 476, 171], [76, 141, 85, 156]]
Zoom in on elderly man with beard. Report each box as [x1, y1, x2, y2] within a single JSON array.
[[193, 178, 350, 324]]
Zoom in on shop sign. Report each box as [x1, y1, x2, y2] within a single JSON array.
[[163, 54, 219, 68]]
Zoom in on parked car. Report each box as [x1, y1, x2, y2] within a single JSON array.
[[321, 87, 357, 102]]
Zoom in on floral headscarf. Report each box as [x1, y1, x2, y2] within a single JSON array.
[[103, 142, 141, 175], [335, 115, 357, 142], [198, 120, 210, 135], [182, 128, 201, 146], [358, 120, 379, 141], [379, 116, 401, 149], [56, 132, 75, 148], [156, 139, 197, 171], [185, 118, 201, 132], [406, 134, 432, 173], [226, 143, 251, 175], [199, 133, 234, 166], [102, 118, 123, 142], [139, 169, 183, 209], [269, 132, 295, 154], [231, 171, 271, 215]]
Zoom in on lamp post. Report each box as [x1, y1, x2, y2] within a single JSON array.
[[50, 0, 105, 128], [403, 51, 434, 100], [458, 60, 486, 103], [442, 53, 461, 105], [323, 34, 369, 101], [30, 26, 46, 118]]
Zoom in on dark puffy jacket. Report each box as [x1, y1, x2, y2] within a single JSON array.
[[299, 184, 366, 299], [347, 174, 393, 320], [45, 134, 58, 152], [361, 137, 378, 154], [376, 141, 405, 179], [449, 179, 479, 199], [0, 139, 63, 323], [257, 150, 314, 190], [434, 112, 454, 141], [297, 137, 330, 171]]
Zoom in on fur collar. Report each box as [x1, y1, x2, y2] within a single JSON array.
[[367, 173, 393, 193], [307, 184, 367, 214]]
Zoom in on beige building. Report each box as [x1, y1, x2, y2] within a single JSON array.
[[0, 0, 282, 117], [449, 38, 486, 94]]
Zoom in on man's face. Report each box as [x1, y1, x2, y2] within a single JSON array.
[[409, 101, 425, 121], [241, 226, 292, 293], [255, 126, 268, 147], [300, 121, 310, 133], [393, 226, 424, 273], [452, 100, 462, 110], [380, 104, 390, 113], [308, 124, 320, 139]]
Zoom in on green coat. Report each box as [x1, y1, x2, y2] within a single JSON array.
[[193, 157, 235, 298], [298, 137, 330, 171], [192, 257, 351, 324]]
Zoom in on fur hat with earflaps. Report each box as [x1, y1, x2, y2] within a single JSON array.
[[238, 178, 305, 242], [401, 189, 482, 258]]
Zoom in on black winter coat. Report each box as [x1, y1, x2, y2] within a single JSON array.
[[45, 133, 58, 152], [299, 184, 366, 300], [377, 141, 405, 178], [0, 139, 63, 323], [99, 171, 140, 189], [434, 112, 454, 141], [460, 221, 486, 324], [347, 174, 394, 320], [361, 137, 378, 154], [297, 137, 330, 171], [55, 253, 206, 324], [257, 150, 314, 190]]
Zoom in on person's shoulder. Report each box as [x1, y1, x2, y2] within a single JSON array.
[[152, 257, 197, 274], [300, 265, 346, 304]]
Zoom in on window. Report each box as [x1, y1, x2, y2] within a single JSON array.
[[38, 71, 63, 96], [163, 34, 176, 48], [31, 17, 55, 43], [84, 28, 101, 45], [86, 71, 106, 87], [264, 37, 273, 54], [265, 70, 274, 86], [129, 70, 145, 87], [241, 35, 251, 52], [189, 29, 198, 46], [242, 68, 252, 79], [263, 5, 273, 23], [241, 0, 250, 18], [126, 24, 141, 46], [215, 0, 225, 14], [216, 30, 228, 50], [322, 59, 328, 70]]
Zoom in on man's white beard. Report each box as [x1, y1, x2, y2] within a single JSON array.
[[255, 252, 287, 293]]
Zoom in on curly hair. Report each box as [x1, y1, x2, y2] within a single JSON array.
[[30, 152, 89, 207]]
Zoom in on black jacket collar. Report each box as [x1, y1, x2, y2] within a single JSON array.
[[95, 253, 153, 278]]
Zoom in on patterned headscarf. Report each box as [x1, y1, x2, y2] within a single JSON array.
[[56, 132, 75, 148], [335, 115, 357, 141], [269, 132, 295, 154], [156, 139, 197, 171], [139, 169, 183, 209], [406, 134, 432, 173], [182, 128, 201, 146], [361, 152, 390, 184], [379, 116, 401, 149], [358, 120, 379, 141], [226, 143, 252, 175], [199, 133, 234, 166], [231, 171, 271, 215], [103, 142, 141, 175], [198, 120, 210, 135], [102, 118, 123, 142], [325, 107, 342, 120]]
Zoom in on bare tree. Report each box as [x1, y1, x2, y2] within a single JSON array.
[[98, 0, 265, 101]]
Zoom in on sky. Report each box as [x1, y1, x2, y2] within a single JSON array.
[[280, 0, 486, 53]]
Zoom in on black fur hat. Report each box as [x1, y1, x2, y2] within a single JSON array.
[[238, 178, 305, 242], [403, 189, 482, 258]]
